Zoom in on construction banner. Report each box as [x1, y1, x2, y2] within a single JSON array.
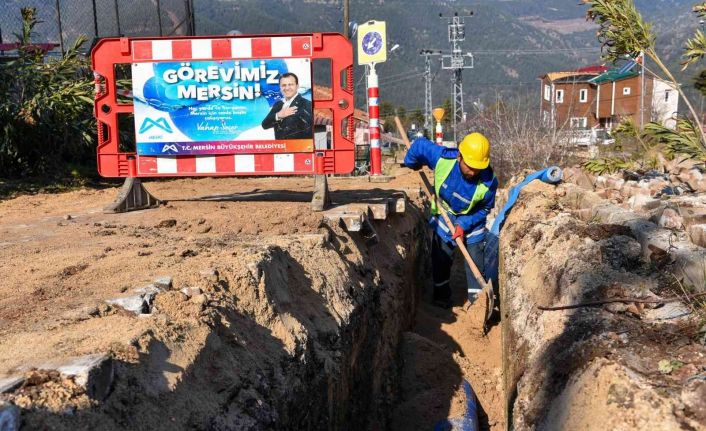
[[357, 20, 387, 65], [132, 58, 313, 156]]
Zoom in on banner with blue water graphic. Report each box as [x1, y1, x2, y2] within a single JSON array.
[[132, 58, 313, 156]]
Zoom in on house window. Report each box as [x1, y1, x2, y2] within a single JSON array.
[[544, 85, 551, 101], [556, 89, 564, 103], [570, 117, 588, 129], [579, 89, 588, 103], [665, 90, 670, 102], [623, 87, 631, 95]]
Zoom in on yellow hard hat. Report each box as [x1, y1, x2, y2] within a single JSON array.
[[458, 133, 490, 169]]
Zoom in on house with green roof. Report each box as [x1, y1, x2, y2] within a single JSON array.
[[539, 61, 678, 143]]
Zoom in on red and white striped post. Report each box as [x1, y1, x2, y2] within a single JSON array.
[[432, 107, 445, 146], [368, 64, 382, 175]]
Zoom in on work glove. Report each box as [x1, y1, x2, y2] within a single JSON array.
[[451, 225, 464, 241]]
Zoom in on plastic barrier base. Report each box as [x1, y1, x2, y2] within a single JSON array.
[[103, 177, 162, 213]]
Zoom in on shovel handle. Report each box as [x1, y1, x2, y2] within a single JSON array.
[[393, 116, 488, 287]]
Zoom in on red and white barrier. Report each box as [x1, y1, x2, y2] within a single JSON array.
[[131, 36, 313, 61], [138, 153, 314, 176]]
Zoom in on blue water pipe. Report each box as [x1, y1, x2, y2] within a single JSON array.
[[433, 379, 479, 431], [484, 167, 563, 289]]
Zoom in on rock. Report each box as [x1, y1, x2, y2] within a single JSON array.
[[681, 381, 706, 423], [181, 249, 197, 258], [53, 353, 114, 401], [565, 167, 595, 190], [133, 284, 160, 308], [681, 208, 706, 229], [199, 268, 219, 281], [60, 304, 99, 322], [0, 401, 19, 431], [134, 284, 160, 296], [595, 176, 608, 189], [592, 204, 641, 224], [106, 295, 148, 314], [155, 219, 177, 228], [629, 195, 662, 212], [247, 262, 261, 283], [644, 302, 692, 321], [606, 177, 625, 190], [658, 208, 683, 229], [687, 179, 706, 192], [0, 376, 24, 393], [64, 214, 72, 221], [153, 276, 173, 290], [180, 287, 203, 298], [688, 224, 706, 247], [606, 189, 623, 201]]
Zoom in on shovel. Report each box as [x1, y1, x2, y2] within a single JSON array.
[[394, 117, 495, 331]]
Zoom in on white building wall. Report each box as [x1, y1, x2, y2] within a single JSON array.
[[652, 79, 679, 129]]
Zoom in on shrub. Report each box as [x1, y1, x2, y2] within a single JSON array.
[[0, 7, 95, 178]]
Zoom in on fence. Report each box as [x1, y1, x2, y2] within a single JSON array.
[[1, 0, 195, 55]]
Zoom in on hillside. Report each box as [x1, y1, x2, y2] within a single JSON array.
[[0, 0, 701, 111]]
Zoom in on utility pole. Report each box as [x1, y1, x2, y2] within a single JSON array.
[[157, 0, 163, 37], [55, 0, 65, 56], [113, 0, 121, 36], [419, 49, 442, 133], [423, 54, 432, 133], [343, 0, 349, 38], [91, 0, 98, 38], [439, 12, 474, 142]]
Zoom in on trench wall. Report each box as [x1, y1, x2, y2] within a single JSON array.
[[499, 181, 706, 430]]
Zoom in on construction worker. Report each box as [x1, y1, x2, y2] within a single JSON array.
[[404, 133, 498, 308]]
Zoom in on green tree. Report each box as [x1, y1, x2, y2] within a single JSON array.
[[0, 7, 95, 178]]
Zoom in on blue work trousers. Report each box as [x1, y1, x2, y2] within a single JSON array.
[[431, 232, 485, 303]]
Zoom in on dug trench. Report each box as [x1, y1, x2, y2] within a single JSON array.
[[0, 176, 504, 430]]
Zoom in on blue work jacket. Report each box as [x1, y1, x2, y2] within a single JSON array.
[[404, 137, 498, 245]]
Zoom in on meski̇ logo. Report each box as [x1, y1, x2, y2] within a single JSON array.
[[161, 144, 178, 153], [139, 117, 173, 134]]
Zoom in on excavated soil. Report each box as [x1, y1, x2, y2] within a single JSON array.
[[0, 172, 506, 430]]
